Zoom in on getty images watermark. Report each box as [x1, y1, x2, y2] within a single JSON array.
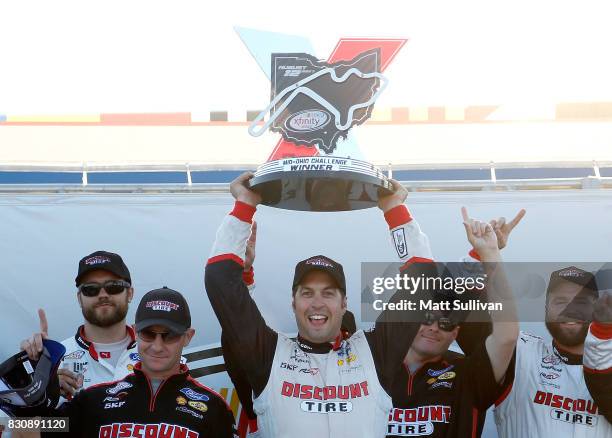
[[360, 262, 609, 323]]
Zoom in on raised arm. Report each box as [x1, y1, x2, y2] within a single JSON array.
[[462, 208, 518, 383], [583, 294, 612, 422], [457, 209, 526, 355], [366, 180, 434, 390], [205, 172, 277, 397]]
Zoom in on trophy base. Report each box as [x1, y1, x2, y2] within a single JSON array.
[[248, 156, 392, 212]]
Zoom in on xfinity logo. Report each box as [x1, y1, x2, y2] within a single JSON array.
[[286, 110, 330, 132]]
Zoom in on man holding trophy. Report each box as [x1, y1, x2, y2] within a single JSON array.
[[205, 172, 433, 437]]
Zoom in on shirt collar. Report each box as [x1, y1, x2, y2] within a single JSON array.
[[296, 332, 346, 354], [133, 362, 190, 382], [552, 341, 583, 365], [74, 324, 137, 361]]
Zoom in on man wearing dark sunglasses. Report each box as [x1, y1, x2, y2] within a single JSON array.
[[19, 250, 140, 402], [8, 288, 236, 437], [386, 209, 519, 438]]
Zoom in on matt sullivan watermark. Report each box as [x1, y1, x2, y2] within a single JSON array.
[[361, 262, 611, 323]]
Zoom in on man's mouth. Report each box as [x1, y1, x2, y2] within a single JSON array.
[[307, 314, 328, 327], [559, 321, 583, 327], [96, 303, 114, 308]]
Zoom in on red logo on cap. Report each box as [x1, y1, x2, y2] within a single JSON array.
[[146, 300, 179, 312]]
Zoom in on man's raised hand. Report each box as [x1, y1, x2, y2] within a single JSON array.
[[490, 209, 526, 250], [230, 172, 262, 207], [461, 207, 499, 258], [593, 294, 612, 323], [377, 179, 408, 213], [19, 309, 48, 360]]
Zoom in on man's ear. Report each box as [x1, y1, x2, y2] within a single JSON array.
[[292, 297, 296, 313], [451, 326, 460, 341], [77, 291, 83, 308], [127, 287, 134, 303], [342, 295, 347, 311], [183, 328, 196, 347]]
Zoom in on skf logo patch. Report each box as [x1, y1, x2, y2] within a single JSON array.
[[98, 423, 199, 437], [85, 255, 111, 266], [104, 401, 126, 409], [146, 300, 179, 312]]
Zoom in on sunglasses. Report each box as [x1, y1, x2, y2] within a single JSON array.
[[423, 312, 458, 332], [137, 328, 183, 344], [78, 280, 131, 297]]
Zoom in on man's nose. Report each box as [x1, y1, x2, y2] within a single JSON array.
[[427, 322, 441, 332], [310, 293, 326, 308], [151, 334, 166, 350]]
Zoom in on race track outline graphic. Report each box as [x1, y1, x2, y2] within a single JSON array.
[[249, 49, 387, 154]]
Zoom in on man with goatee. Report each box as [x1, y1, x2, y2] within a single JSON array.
[[494, 266, 612, 437], [19, 251, 140, 400]]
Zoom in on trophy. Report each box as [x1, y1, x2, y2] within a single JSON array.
[[247, 45, 397, 212]]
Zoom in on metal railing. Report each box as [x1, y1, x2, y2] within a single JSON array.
[[0, 160, 610, 193]]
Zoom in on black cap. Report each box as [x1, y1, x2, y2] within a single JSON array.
[[135, 287, 191, 334], [292, 255, 346, 294], [75, 251, 131, 287], [341, 310, 356, 333], [546, 266, 598, 298]]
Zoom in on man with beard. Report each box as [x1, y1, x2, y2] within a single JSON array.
[[19, 251, 140, 400], [494, 266, 612, 437]]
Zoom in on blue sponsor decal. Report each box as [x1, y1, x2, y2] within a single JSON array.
[[180, 388, 209, 402], [129, 353, 140, 361], [427, 365, 454, 377]]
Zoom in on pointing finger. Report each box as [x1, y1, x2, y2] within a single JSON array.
[[38, 309, 48, 337], [461, 207, 470, 223], [508, 209, 527, 229]]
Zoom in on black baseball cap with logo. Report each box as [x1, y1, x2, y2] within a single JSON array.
[[135, 287, 191, 334], [292, 255, 346, 295], [546, 266, 598, 298], [75, 250, 131, 287], [547, 266, 599, 322]]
